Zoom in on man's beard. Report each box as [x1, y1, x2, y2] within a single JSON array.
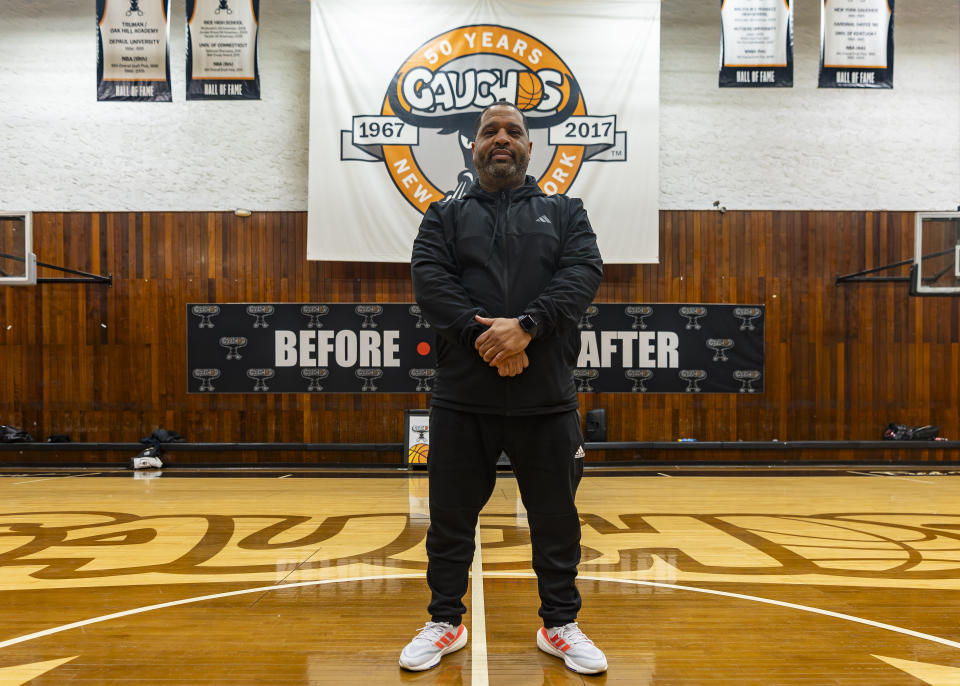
[[481, 148, 529, 180]]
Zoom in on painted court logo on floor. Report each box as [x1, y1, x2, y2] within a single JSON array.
[[340, 24, 627, 212]]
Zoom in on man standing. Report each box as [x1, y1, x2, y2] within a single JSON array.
[[402, 101, 605, 675]]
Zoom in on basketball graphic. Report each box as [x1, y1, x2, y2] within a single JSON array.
[[516, 71, 544, 110], [408, 442, 429, 464]]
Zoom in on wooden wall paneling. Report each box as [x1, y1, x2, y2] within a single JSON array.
[[0, 210, 957, 462]]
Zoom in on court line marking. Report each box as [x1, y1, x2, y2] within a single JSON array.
[[2, 573, 959, 655], [471, 527, 489, 686], [12, 473, 102, 485], [491, 572, 960, 652], [0, 574, 421, 651], [847, 471, 934, 484]]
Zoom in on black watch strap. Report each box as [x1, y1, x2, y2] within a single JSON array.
[[518, 313, 540, 338]]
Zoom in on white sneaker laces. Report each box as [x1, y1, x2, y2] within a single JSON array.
[[412, 621, 454, 643], [550, 622, 594, 646]]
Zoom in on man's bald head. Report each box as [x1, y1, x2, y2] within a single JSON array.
[[473, 100, 529, 139]]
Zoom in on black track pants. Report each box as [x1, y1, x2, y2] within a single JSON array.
[[425, 406, 584, 627]]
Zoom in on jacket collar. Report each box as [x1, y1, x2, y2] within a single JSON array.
[[464, 175, 544, 202]]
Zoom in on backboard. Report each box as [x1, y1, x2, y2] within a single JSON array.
[[0, 212, 36, 286], [912, 212, 960, 296]]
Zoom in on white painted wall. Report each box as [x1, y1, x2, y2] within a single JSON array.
[[0, 0, 310, 212], [1, 0, 957, 212], [660, 0, 960, 210]]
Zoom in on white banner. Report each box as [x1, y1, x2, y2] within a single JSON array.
[[719, 0, 793, 87], [97, 0, 172, 101], [819, 0, 894, 88], [186, 0, 261, 100], [307, 0, 660, 264], [722, 0, 790, 66], [823, 0, 890, 69]]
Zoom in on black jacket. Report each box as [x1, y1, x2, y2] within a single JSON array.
[[411, 176, 603, 415]]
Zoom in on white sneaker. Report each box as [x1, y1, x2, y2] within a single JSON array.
[[399, 621, 468, 671], [537, 622, 607, 674]]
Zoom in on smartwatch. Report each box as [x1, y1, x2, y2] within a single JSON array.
[[517, 313, 540, 338]]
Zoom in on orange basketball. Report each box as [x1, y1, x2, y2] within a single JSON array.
[[516, 71, 543, 111], [408, 442, 429, 464]]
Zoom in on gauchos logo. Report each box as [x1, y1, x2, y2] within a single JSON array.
[[341, 25, 627, 213]]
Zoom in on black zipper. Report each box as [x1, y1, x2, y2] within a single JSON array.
[[499, 190, 510, 315], [499, 189, 513, 408]]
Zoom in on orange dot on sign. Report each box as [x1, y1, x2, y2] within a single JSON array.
[[417, 341, 431, 355]]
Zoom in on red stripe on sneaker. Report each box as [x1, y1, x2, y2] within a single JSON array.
[[435, 627, 464, 649]]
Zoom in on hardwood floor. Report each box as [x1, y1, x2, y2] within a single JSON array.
[[1, 469, 959, 684]]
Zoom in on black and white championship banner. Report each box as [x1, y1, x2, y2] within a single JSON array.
[[719, 0, 793, 88], [819, 0, 894, 89], [97, 0, 172, 102], [186, 0, 261, 100], [187, 304, 764, 394]]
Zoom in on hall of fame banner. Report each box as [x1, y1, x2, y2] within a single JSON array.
[[307, 0, 660, 264], [97, 0, 172, 101], [820, 0, 894, 89], [719, 0, 793, 88], [186, 0, 261, 100], [186, 304, 764, 394]]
